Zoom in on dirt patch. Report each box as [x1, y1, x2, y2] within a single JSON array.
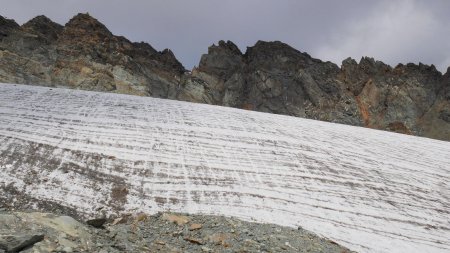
[[109, 185, 129, 210], [386, 122, 412, 135], [356, 96, 370, 127]]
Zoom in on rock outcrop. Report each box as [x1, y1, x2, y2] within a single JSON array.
[[1, 13, 449, 141], [182, 40, 450, 140], [0, 13, 184, 97]]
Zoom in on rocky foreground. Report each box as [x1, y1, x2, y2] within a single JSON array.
[[0, 13, 449, 141], [0, 211, 351, 253]]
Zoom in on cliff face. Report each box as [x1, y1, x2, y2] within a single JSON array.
[[1, 14, 449, 141], [0, 14, 184, 97], [181, 40, 450, 140]]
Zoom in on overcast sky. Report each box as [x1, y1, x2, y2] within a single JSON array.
[[1, 0, 450, 72]]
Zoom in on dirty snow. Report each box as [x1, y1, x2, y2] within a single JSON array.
[[0, 83, 449, 253]]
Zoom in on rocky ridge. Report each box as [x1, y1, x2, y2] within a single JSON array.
[[0, 13, 449, 141]]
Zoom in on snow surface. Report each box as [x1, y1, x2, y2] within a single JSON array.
[[0, 83, 449, 253]]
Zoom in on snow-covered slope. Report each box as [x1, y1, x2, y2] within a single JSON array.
[[0, 83, 449, 253]]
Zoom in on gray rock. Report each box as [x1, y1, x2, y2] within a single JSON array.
[[86, 217, 107, 228], [439, 110, 450, 122], [62, 246, 73, 252], [0, 234, 44, 253]]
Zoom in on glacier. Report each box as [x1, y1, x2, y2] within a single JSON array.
[[0, 83, 449, 253]]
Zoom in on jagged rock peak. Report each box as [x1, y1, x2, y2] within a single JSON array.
[[208, 40, 242, 55], [63, 13, 112, 38], [246, 40, 302, 55], [22, 15, 63, 41], [0, 15, 19, 28], [407, 62, 439, 73], [198, 40, 244, 76], [125, 41, 184, 72], [23, 15, 61, 29], [443, 67, 450, 93], [358, 56, 390, 68], [160, 48, 186, 72], [352, 56, 392, 75], [392, 62, 442, 82], [247, 40, 315, 59], [244, 40, 321, 67], [161, 48, 175, 56], [444, 67, 450, 78], [0, 15, 20, 38], [342, 57, 357, 66], [131, 41, 158, 54]]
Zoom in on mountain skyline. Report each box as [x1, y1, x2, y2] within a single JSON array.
[[2, 0, 450, 72]]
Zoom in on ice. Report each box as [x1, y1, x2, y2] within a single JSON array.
[[0, 83, 449, 253]]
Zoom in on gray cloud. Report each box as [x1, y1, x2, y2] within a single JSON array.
[[314, 0, 450, 72], [1, 0, 449, 72]]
